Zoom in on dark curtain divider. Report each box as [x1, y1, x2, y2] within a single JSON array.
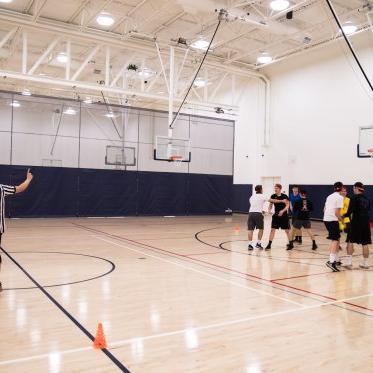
[[0, 165, 233, 217], [232, 184, 252, 213]]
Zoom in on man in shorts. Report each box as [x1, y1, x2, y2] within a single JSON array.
[[265, 184, 292, 250], [290, 185, 302, 244], [289, 190, 317, 250], [323, 181, 344, 272], [247, 185, 267, 250], [0, 168, 33, 292], [342, 182, 371, 269]]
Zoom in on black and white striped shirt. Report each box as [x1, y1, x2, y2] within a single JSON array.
[[0, 184, 16, 234]]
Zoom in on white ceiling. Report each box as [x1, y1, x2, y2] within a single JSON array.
[[0, 0, 369, 106]]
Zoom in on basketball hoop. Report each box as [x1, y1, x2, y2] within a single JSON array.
[[368, 148, 373, 161], [170, 155, 184, 167]]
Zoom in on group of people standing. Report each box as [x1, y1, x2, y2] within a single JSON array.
[[247, 182, 371, 272]]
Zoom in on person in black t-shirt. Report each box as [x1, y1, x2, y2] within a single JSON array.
[[265, 183, 292, 250], [290, 190, 317, 250], [342, 182, 371, 269]]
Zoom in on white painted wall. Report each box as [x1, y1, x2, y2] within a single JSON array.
[[232, 31, 373, 188]]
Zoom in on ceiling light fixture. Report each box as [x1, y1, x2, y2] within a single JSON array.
[[63, 108, 77, 115], [10, 100, 20, 108], [193, 77, 207, 88], [137, 67, 155, 79], [257, 52, 273, 64], [56, 52, 68, 64], [105, 112, 116, 118], [21, 89, 32, 96], [270, 0, 290, 11], [83, 97, 92, 104], [342, 21, 357, 35], [96, 12, 114, 27], [191, 36, 210, 51], [0, 0, 14, 3]]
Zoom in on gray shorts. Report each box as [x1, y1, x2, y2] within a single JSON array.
[[292, 219, 311, 229], [247, 212, 264, 230]]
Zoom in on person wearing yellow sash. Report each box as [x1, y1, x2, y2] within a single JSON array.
[[339, 187, 350, 232]]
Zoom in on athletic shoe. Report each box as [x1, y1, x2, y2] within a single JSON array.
[[248, 244, 254, 251], [336, 261, 342, 266], [341, 262, 353, 269], [0, 282, 2, 292], [298, 237, 302, 245], [326, 261, 340, 272], [311, 243, 318, 250], [265, 244, 271, 251], [359, 263, 369, 269], [286, 242, 294, 250], [255, 243, 263, 249]]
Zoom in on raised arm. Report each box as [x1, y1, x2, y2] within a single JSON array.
[[15, 169, 33, 194]]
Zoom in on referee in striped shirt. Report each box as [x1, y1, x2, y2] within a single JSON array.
[[0, 168, 33, 291]]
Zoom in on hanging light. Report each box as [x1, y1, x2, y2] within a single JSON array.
[[137, 67, 155, 79], [270, 0, 290, 11], [257, 52, 273, 64], [191, 36, 210, 51], [96, 12, 114, 27], [10, 100, 20, 108], [21, 89, 32, 96], [63, 107, 77, 115], [193, 77, 207, 88], [56, 52, 68, 64], [83, 97, 92, 104], [342, 21, 357, 35], [105, 112, 116, 118]]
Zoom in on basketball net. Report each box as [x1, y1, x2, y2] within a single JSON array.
[[368, 149, 373, 162], [170, 155, 183, 167]]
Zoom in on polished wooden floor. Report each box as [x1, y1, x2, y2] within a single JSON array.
[[0, 215, 373, 372]]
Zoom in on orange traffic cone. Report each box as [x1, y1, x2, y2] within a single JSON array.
[[93, 322, 107, 349], [234, 225, 240, 233]]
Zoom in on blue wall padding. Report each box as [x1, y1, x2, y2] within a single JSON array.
[[0, 165, 233, 217]]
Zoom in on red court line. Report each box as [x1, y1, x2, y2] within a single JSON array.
[[73, 223, 373, 314], [271, 280, 373, 313], [271, 272, 332, 281], [184, 251, 228, 256]]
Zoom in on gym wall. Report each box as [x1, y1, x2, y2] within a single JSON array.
[[0, 92, 234, 217]]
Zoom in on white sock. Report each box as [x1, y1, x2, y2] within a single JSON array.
[[249, 241, 254, 246], [363, 258, 368, 266], [257, 240, 261, 245], [345, 255, 352, 265], [329, 253, 337, 263], [335, 253, 339, 261]]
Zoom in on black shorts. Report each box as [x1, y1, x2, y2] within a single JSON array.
[[324, 221, 340, 241], [292, 219, 311, 229], [247, 212, 264, 230], [271, 214, 290, 230], [346, 220, 372, 245]]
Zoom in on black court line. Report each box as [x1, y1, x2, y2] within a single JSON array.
[[0, 246, 130, 373], [194, 227, 326, 268], [3, 251, 115, 291], [72, 222, 373, 319]]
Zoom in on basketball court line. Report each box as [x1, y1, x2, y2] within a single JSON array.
[[75, 223, 373, 314], [2, 267, 373, 368], [94, 236, 305, 307], [0, 246, 130, 373]]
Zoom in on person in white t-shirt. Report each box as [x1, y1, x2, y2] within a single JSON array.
[[247, 185, 268, 250], [323, 181, 344, 272]]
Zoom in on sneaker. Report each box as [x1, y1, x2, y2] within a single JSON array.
[[248, 244, 254, 251], [298, 237, 302, 245], [311, 243, 318, 250], [336, 261, 342, 266], [0, 282, 2, 292], [359, 263, 369, 269], [341, 262, 353, 269], [255, 243, 263, 249], [326, 261, 340, 272], [286, 242, 294, 250], [265, 244, 271, 251]]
